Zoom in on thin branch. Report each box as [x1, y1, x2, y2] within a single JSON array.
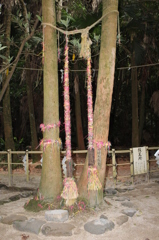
[[0, 62, 14, 74], [117, 62, 159, 70], [120, 44, 131, 55], [0, 7, 42, 102]]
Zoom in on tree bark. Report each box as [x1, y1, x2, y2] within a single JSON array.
[[26, 57, 38, 158], [39, 0, 63, 200], [131, 51, 139, 147], [19, 0, 39, 158], [74, 63, 85, 150], [2, 2, 15, 153], [78, 0, 118, 201], [139, 78, 146, 145]]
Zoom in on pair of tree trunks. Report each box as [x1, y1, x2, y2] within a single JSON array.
[[40, 0, 118, 204]]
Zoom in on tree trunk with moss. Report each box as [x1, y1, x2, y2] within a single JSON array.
[[39, 0, 63, 200], [3, 2, 15, 153], [78, 0, 118, 204]]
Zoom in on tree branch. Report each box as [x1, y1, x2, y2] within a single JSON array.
[[0, 7, 42, 102]]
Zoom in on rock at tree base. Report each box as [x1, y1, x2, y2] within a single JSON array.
[[20, 191, 33, 198], [100, 214, 108, 220], [114, 196, 130, 201], [1, 214, 27, 225], [84, 218, 115, 235], [13, 218, 46, 234], [9, 194, 21, 201], [121, 208, 137, 217], [42, 222, 75, 236], [45, 209, 69, 222], [116, 215, 129, 225], [115, 188, 127, 193]]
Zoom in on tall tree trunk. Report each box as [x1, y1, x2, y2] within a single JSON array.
[[78, 0, 118, 201], [26, 57, 38, 158], [19, 0, 38, 156], [3, 2, 15, 153], [131, 51, 139, 147], [39, 0, 63, 200], [74, 63, 85, 150], [139, 79, 146, 145]]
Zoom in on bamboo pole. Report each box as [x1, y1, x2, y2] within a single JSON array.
[[26, 150, 29, 182], [112, 149, 117, 185], [130, 148, 134, 184], [7, 149, 12, 186], [146, 146, 149, 182]]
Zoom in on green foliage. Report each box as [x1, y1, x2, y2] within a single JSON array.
[[70, 38, 81, 55], [13, 137, 24, 151], [0, 43, 8, 61], [36, 14, 41, 22], [60, 18, 70, 28]]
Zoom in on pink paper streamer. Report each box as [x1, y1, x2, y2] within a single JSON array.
[[64, 36, 71, 161], [87, 57, 94, 149]]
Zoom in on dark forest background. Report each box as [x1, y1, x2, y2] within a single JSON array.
[[0, 0, 159, 151]]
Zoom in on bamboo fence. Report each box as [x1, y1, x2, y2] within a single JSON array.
[[0, 147, 159, 186]]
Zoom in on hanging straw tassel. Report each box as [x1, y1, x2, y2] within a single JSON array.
[[80, 30, 92, 59]]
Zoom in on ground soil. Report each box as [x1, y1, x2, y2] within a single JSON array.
[[0, 158, 159, 240]]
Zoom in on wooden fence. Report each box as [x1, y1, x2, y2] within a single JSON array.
[[0, 147, 159, 186]]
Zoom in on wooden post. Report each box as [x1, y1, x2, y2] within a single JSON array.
[[112, 149, 117, 185], [7, 149, 12, 186], [130, 148, 134, 184], [146, 146, 149, 182], [26, 150, 29, 182]]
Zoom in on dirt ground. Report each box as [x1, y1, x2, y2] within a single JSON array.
[[0, 164, 159, 240]]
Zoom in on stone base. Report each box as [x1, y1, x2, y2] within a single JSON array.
[[45, 209, 68, 222]]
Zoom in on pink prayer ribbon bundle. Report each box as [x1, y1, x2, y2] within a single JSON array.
[[40, 121, 61, 132], [94, 140, 111, 150], [38, 138, 62, 151]]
